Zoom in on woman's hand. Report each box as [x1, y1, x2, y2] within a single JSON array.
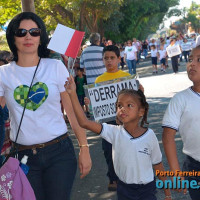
[[78, 147, 92, 179], [64, 75, 76, 95]]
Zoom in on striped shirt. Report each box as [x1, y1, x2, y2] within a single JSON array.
[[80, 45, 106, 84]]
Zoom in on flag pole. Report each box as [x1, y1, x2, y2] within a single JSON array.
[[70, 57, 77, 76]]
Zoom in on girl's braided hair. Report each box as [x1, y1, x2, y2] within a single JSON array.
[[115, 89, 149, 127]]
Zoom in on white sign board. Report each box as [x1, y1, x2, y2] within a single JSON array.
[[87, 78, 138, 121], [166, 45, 181, 57]]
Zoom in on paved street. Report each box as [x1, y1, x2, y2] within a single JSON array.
[[69, 58, 193, 200]]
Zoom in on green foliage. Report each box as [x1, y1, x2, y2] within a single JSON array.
[[0, 34, 10, 51], [175, 2, 200, 33], [0, 0, 21, 28], [104, 0, 180, 41], [166, 8, 182, 18], [0, 0, 180, 43], [186, 2, 200, 31]]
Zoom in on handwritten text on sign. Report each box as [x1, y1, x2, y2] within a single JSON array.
[[88, 79, 138, 121], [166, 45, 181, 57]]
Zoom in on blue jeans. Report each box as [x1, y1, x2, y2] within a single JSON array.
[[183, 156, 200, 200], [117, 179, 156, 200], [17, 136, 77, 200], [136, 51, 141, 64], [127, 59, 137, 75], [182, 51, 190, 62], [143, 49, 148, 58], [0, 125, 5, 152], [0, 124, 5, 166], [0, 105, 9, 166]]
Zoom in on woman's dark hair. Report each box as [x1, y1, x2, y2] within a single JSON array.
[[6, 12, 49, 61], [116, 89, 149, 127], [103, 45, 120, 57], [0, 50, 13, 62], [0, 59, 8, 65], [76, 67, 84, 72]]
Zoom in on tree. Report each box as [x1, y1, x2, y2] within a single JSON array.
[[186, 2, 200, 33], [104, 0, 180, 41], [0, 0, 123, 33], [21, 0, 35, 12], [170, 2, 200, 34], [0, 0, 21, 27], [0, 0, 180, 41], [35, 0, 123, 33]]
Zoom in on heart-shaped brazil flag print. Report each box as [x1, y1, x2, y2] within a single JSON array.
[[14, 82, 48, 111]]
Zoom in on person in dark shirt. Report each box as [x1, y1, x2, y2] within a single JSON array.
[[74, 68, 89, 117], [142, 41, 148, 59]]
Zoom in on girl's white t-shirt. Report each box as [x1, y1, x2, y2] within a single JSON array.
[[151, 49, 158, 57], [0, 58, 68, 145], [100, 124, 162, 184], [158, 50, 166, 60]]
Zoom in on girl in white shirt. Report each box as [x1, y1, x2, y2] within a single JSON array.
[[65, 79, 172, 200], [158, 45, 167, 72], [151, 45, 158, 74]]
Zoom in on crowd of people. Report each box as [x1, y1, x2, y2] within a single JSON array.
[[0, 11, 200, 200]]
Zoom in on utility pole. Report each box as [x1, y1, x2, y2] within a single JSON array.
[[21, 0, 35, 12]]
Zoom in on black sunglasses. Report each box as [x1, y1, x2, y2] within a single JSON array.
[[14, 28, 41, 37]]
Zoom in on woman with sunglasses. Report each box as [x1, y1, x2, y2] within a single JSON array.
[[0, 12, 91, 200]]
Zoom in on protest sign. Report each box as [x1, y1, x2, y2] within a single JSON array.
[[84, 75, 138, 122], [166, 44, 181, 57]]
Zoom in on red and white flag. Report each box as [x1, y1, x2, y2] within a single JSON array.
[[48, 24, 85, 58]]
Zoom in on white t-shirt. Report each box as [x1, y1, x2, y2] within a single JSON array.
[[124, 46, 137, 60], [158, 50, 166, 60], [151, 49, 158, 57], [0, 58, 68, 145], [162, 87, 200, 162], [100, 124, 162, 184]]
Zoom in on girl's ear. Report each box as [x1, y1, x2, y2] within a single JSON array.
[[139, 108, 145, 117]]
